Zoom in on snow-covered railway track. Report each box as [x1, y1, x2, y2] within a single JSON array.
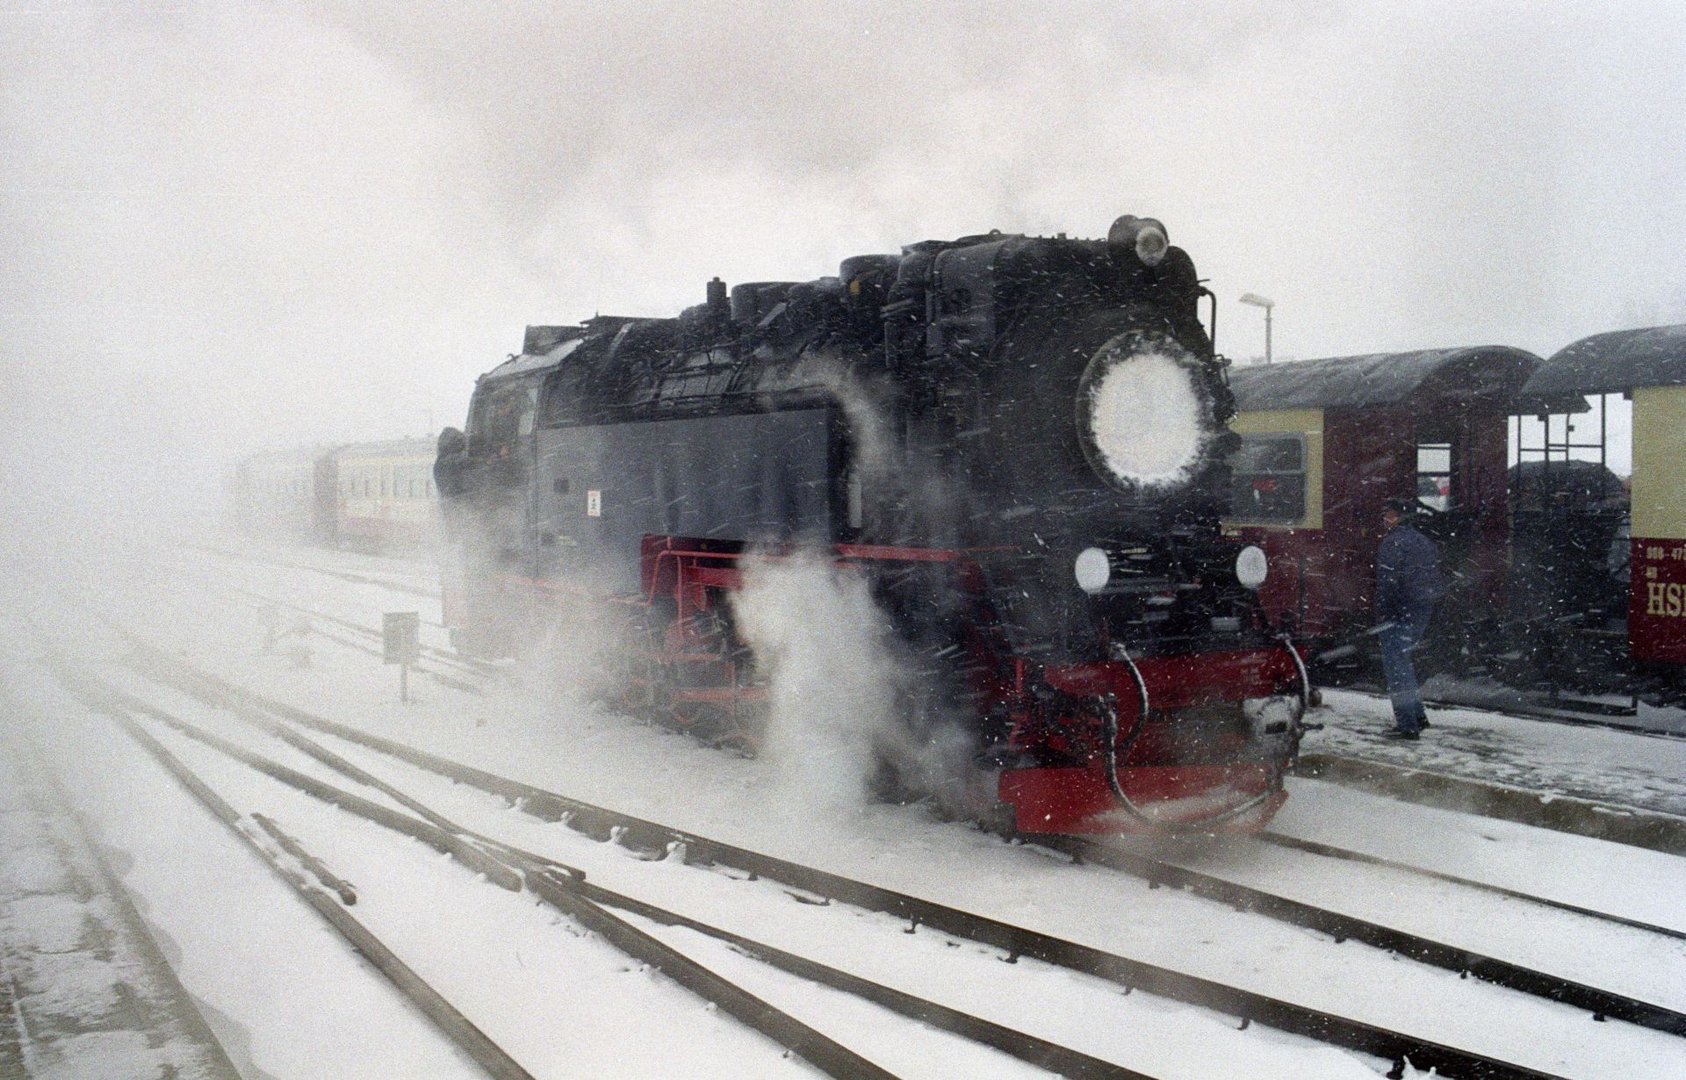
[[1252, 830, 1686, 942], [225, 587, 493, 687], [106, 610, 1686, 1046], [44, 669, 539, 1080], [1063, 834, 1686, 1036], [49, 660, 1154, 1080], [110, 643, 1641, 1080], [195, 543, 442, 601]]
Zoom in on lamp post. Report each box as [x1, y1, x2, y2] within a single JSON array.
[[1238, 292, 1275, 365]]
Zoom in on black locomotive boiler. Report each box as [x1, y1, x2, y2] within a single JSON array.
[[441, 215, 1308, 834]]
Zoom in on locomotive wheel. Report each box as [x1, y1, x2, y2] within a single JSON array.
[[618, 602, 673, 723]]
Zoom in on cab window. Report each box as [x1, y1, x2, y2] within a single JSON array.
[[471, 385, 538, 457]]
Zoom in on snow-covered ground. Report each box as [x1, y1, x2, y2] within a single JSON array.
[[3, 531, 1684, 1079], [1311, 688, 1686, 818]]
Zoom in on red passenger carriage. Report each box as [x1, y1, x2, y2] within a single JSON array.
[[1224, 347, 1540, 674]]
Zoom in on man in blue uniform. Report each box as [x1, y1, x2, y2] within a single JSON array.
[[1375, 497, 1442, 739]]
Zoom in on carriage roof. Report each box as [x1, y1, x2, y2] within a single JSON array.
[[330, 437, 437, 461], [1228, 346, 1541, 412], [1521, 324, 1686, 399]]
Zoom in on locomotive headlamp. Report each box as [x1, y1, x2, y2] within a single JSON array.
[[1077, 333, 1210, 491], [1235, 545, 1268, 590], [1075, 547, 1112, 593]]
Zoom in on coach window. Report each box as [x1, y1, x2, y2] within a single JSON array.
[[1230, 434, 1307, 525], [1416, 441, 1453, 512]]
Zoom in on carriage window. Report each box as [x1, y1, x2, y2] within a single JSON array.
[[1229, 434, 1307, 524], [1416, 442, 1453, 512]]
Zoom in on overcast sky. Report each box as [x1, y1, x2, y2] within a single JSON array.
[[3, 1, 1681, 523]]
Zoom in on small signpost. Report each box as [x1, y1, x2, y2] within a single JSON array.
[[383, 611, 421, 703]]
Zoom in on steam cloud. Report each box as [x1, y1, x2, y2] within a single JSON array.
[[731, 552, 984, 820], [731, 553, 902, 813]]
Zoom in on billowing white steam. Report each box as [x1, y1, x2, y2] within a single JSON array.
[[731, 552, 985, 819], [730, 553, 902, 812], [1084, 343, 1206, 487]]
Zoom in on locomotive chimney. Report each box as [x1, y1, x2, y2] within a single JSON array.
[[1107, 215, 1169, 267], [706, 276, 729, 321]]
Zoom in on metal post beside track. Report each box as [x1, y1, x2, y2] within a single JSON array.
[[384, 611, 421, 703]]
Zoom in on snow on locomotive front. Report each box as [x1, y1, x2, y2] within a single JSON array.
[[890, 216, 1309, 832], [442, 214, 1308, 834]]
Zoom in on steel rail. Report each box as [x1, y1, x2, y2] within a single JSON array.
[[250, 813, 359, 906], [228, 586, 495, 679], [192, 544, 441, 600], [1053, 836, 1686, 1036], [1253, 830, 1686, 943], [69, 663, 1146, 1080], [63, 682, 540, 1080], [122, 645, 1584, 1080]]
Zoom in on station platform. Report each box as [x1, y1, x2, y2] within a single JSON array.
[[0, 723, 241, 1080], [1299, 687, 1686, 855]]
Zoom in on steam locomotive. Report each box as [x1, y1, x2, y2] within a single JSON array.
[[440, 216, 1308, 834]]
